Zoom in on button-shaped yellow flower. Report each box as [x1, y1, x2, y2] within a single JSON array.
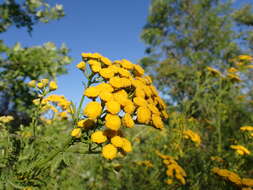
[[37, 82, 45, 89], [120, 59, 134, 70], [109, 77, 124, 88], [76, 61, 86, 71], [122, 113, 134, 128], [99, 91, 114, 102], [99, 68, 114, 79], [27, 80, 36, 88], [102, 144, 117, 160], [106, 101, 121, 114], [133, 97, 148, 107], [152, 114, 164, 129], [105, 114, 121, 131], [83, 101, 102, 119], [137, 106, 151, 124], [49, 81, 58, 91], [84, 86, 100, 98], [122, 138, 132, 152], [111, 136, 124, 147], [91, 131, 107, 143], [133, 64, 145, 76], [71, 128, 82, 138]]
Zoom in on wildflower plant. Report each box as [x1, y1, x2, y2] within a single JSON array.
[[71, 52, 168, 160]]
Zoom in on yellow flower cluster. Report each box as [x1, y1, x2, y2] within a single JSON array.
[[207, 67, 222, 76], [206, 66, 242, 82], [156, 151, 186, 185], [134, 160, 154, 168], [0, 115, 14, 123], [212, 168, 253, 188], [212, 167, 241, 186], [72, 52, 168, 159], [28, 79, 58, 91], [240, 126, 253, 137], [230, 145, 250, 155], [183, 129, 201, 145]]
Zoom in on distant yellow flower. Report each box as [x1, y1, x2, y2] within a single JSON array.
[[41, 79, 49, 85], [207, 67, 221, 76], [106, 101, 121, 114], [227, 73, 241, 82], [111, 136, 124, 147], [165, 179, 173, 185], [121, 138, 132, 152], [137, 106, 151, 124], [27, 80, 36, 88], [49, 81, 58, 91], [122, 113, 135, 128], [230, 145, 250, 155], [0, 116, 14, 123], [227, 67, 238, 73], [71, 128, 82, 138], [76, 61, 86, 71], [183, 130, 201, 145], [83, 101, 102, 119], [105, 114, 121, 130], [37, 82, 45, 89], [91, 131, 107, 143], [242, 178, 253, 187], [239, 55, 253, 61], [102, 144, 117, 160], [240, 126, 253, 131]]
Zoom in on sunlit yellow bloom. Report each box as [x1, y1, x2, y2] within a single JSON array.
[[101, 56, 112, 66], [135, 88, 145, 98], [77, 118, 95, 128], [71, 128, 82, 138], [152, 114, 164, 129], [90, 61, 101, 73], [111, 136, 124, 147], [242, 178, 253, 187], [99, 68, 114, 79], [227, 67, 238, 73], [102, 144, 117, 160], [121, 138, 132, 152], [109, 77, 124, 88], [37, 82, 45, 89], [106, 101, 121, 114], [119, 59, 133, 70], [27, 80, 36, 88], [76, 61, 86, 71], [0, 116, 14, 123], [59, 111, 68, 119], [239, 55, 253, 61], [41, 79, 49, 85], [105, 114, 121, 130], [91, 131, 107, 143], [133, 64, 145, 76], [165, 179, 173, 185], [230, 145, 250, 155], [227, 73, 241, 82], [122, 113, 135, 128], [83, 101, 102, 119], [84, 86, 100, 98], [137, 106, 151, 124], [97, 83, 114, 93], [212, 167, 242, 185], [240, 126, 253, 131], [147, 104, 160, 115], [118, 68, 131, 78], [207, 67, 221, 76], [149, 85, 159, 96], [183, 130, 201, 145], [133, 97, 148, 107], [99, 91, 114, 102], [49, 81, 58, 91], [113, 90, 128, 103], [123, 101, 135, 114]]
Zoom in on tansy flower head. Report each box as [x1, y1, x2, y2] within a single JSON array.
[[83, 101, 102, 119], [28, 80, 36, 88], [91, 131, 107, 143], [102, 144, 117, 160], [71, 128, 82, 138], [76, 61, 86, 71], [49, 81, 58, 91]]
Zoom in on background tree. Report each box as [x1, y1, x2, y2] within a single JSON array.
[[140, 0, 253, 105], [0, 0, 71, 125]]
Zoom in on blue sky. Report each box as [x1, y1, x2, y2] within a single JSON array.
[[0, 0, 251, 105], [1, 0, 151, 104]]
